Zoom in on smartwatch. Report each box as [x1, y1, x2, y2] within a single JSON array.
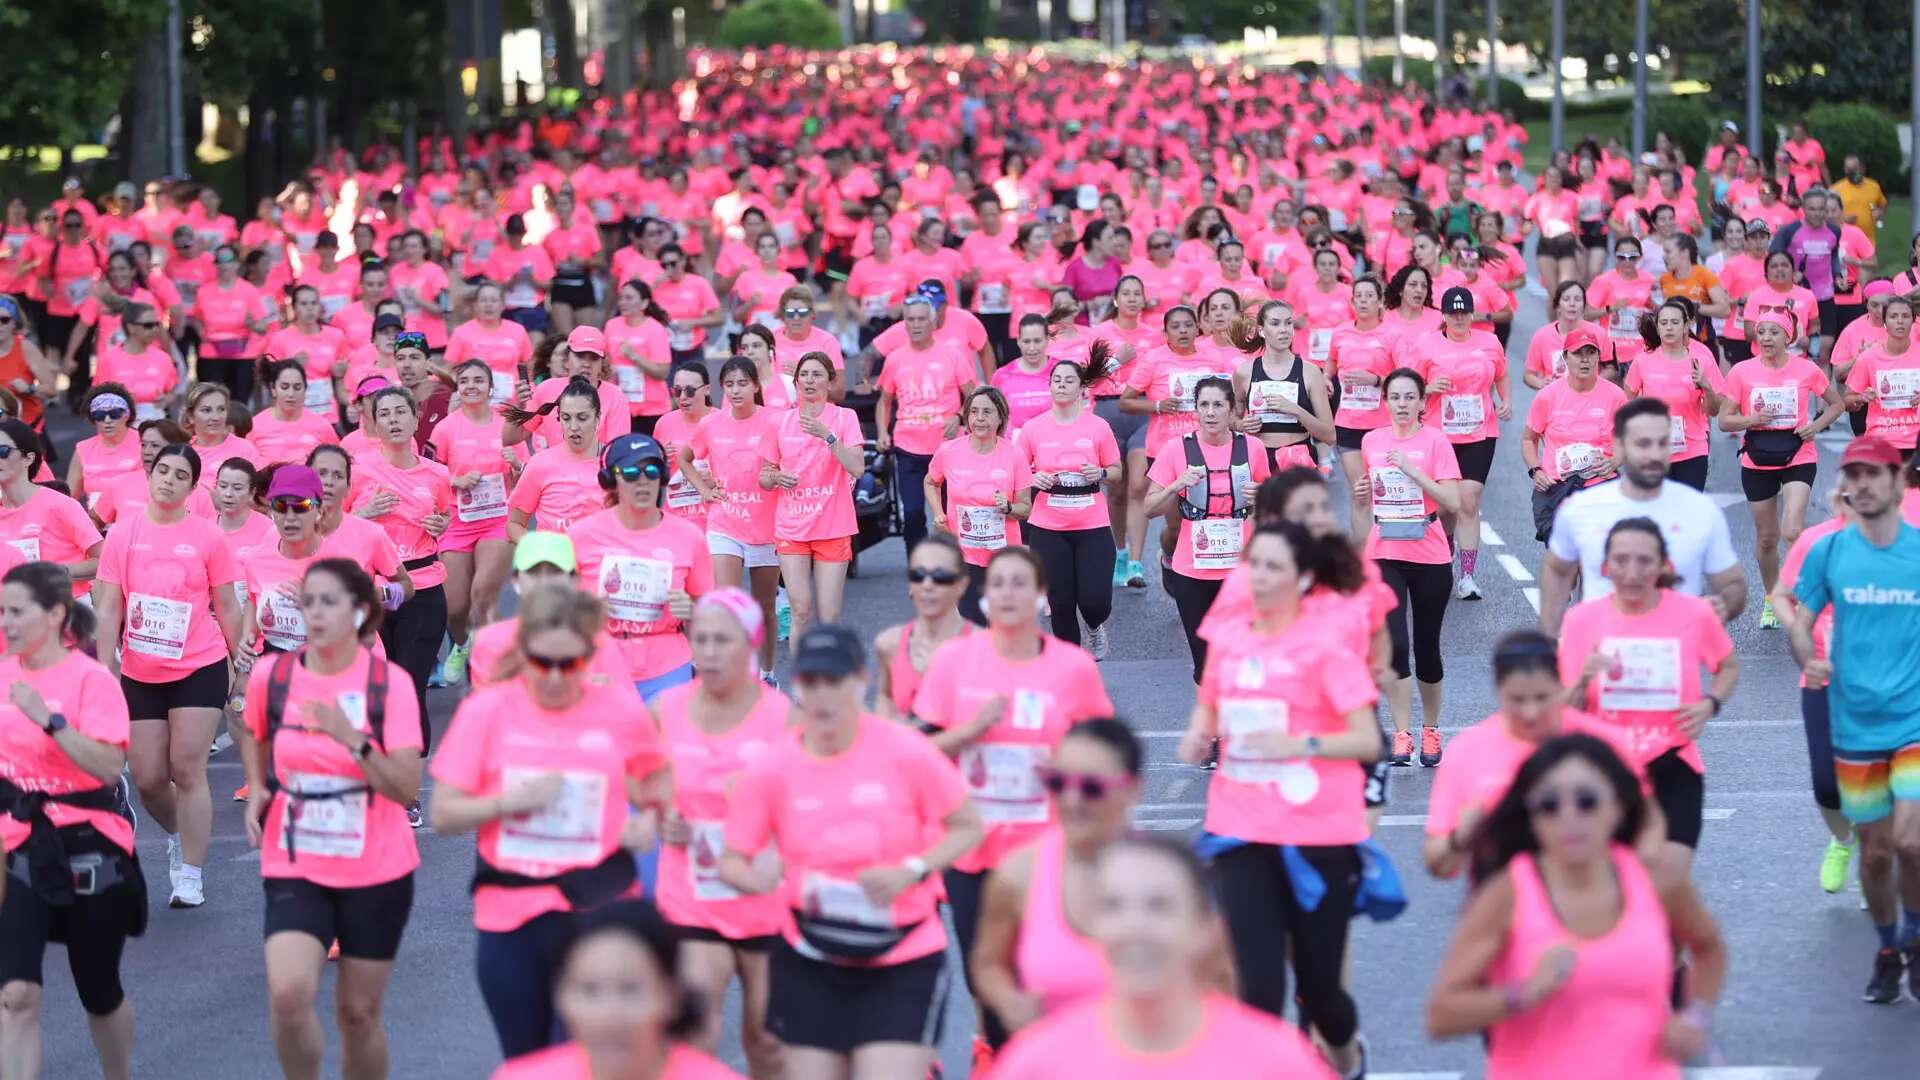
[[41, 711, 67, 736], [353, 739, 375, 761], [823, 432, 839, 447], [903, 855, 931, 882], [1704, 693, 1723, 717], [1303, 734, 1322, 757]]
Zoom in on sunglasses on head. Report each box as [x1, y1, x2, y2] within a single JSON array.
[[611, 461, 666, 482], [907, 565, 962, 586], [270, 496, 318, 515], [525, 651, 588, 673], [1526, 784, 1604, 819], [1038, 766, 1132, 800], [89, 407, 129, 423], [394, 332, 428, 350]]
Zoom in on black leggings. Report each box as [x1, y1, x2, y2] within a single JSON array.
[[958, 563, 987, 628], [0, 835, 138, 1016], [1024, 524, 1116, 647], [1802, 685, 1840, 812], [942, 867, 1010, 1049], [197, 355, 256, 407], [379, 584, 447, 753], [1210, 842, 1361, 1047], [475, 910, 571, 1058], [1163, 566, 1225, 684], [1378, 559, 1450, 683]]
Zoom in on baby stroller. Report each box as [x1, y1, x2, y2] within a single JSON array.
[[845, 386, 902, 577]]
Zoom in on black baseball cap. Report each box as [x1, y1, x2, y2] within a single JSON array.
[[792, 624, 866, 678], [1440, 286, 1474, 315], [372, 313, 406, 334]]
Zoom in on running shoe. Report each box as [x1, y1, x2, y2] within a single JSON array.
[[1390, 730, 1414, 766], [1909, 944, 1920, 1003], [1112, 548, 1131, 589], [970, 1033, 995, 1077], [115, 771, 137, 835], [407, 800, 424, 829], [1419, 725, 1444, 768], [166, 834, 183, 891], [1821, 837, 1855, 894], [1087, 622, 1111, 661], [1759, 598, 1780, 629], [441, 640, 471, 686], [427, 658, 449, 688], [1455, 573, 1482, 601], [1340, 1034, 1370, 1080], [169, 875, 204, 909], [1864, 947, 1905, 1004], [759, 669, 778, 689], [232, 783, 250, 803], [1126, 559, 1147, 589]]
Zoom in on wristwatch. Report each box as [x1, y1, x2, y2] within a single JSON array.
[[40, 711, 67, 736], [1303, 734, 1322, 757], [903, 855, 931, 882], [823, 432, 838, 447], [1704, 693, 1723, 717], [353, 739, 375, 761]]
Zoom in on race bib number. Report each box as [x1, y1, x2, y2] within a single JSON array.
[[505, 282, 539, 309], [6, 538, 39, 562], [1541, 219, 1572, 239], [257, 590, 308, 652], [1170, 371, 1230, 412], [490, 371, 515, 407], [1190, 519, 1244, 571], [960, 742, 1048, 824], [1554, 442, 1599, 476], [598, 555, 672, 623], [1370, 466, 1427, 536], [1878, 369, 1920, 411], [458, 474, 509, 522], [1597, 637, 1683, 712], [125, 592, 192, 660], [860, 295, 888, 320], [497, 769, 608, 866], [957, 506, 1007, 550], [64, 279, 90, 306], [977, 283, 1010, 314], [1218, 698, 1319, 803], [1046, 487, 1096, 511], [615, 364, 648, 404], [1549, 350, 1568, 379], [1338, 380, 1381, 413], [666, 470, 705, 509], [685, 818, 759, 902], [668, 326, 695, 352], [279, 773, 368, 859], [1668, 414, 1687, 451], [1309, 328, 1334, 361], [1750, 386, 1799, 430], [1440, 393, 1485, 435], [800, 872, 893, 928], [1249, 380, 1298, 425], [303, 378, 335, 411], [1611, 306, 1643, 335]]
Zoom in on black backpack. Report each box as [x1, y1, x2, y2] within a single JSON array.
[[261, 649, 388, 861]]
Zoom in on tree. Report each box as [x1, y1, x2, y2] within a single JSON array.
[[0, 0, 166, 163], [716, 0, 840, 49], [1162, 0, 1315, 40]]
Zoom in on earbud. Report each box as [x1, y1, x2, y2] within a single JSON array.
[[353, 610, 367, 630]]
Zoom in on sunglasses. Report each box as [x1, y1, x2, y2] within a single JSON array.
[[525, 651, 588, 673], [1038, 766, 1133, 800], [783, 307, 812, 317], [611, 461, 666, 482], [0, 316, 11, 326], [270, 496, 319, 515], [215, 256, 237, 265], [671, 384, 702, 396], [660, 260, 684, 270], [131, 321, 161, 330], [0, 445, 18, 460], [1615, 252, 1641, 260], [1148, 240, 1173, 250], [394, 332, 428, 350], [907, 566, 963, 585], [1526, 784, 1604, 819], [89, 408, 129, 423]]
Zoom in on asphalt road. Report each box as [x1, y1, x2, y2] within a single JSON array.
[[30, 292, 1911, 1079]]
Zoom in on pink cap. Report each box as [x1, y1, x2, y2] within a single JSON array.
[[694, 586, 766, 648], [565, 325, 607, 355], [1864, 279, 1896, 299]]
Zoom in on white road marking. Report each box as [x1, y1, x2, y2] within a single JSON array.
[[1524, 587, 1541, 613], [1479, 522, 1503, 546], [1140, 720, 1798, 739], [1685, 1070, 1821, 1079], [1496, 553, 1533, 583]]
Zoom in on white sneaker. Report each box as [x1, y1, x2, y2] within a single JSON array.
[[1087, 622, 1111, 661], [1455, 573, 1482, 601], [169, 873, 204, 909], [166, 834, 182, 891]]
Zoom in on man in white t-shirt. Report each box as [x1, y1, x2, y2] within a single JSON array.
[[1540, 397, 1748, 636]]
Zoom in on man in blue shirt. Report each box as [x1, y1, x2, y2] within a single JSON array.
[[1791, 435, 1920, 1003]]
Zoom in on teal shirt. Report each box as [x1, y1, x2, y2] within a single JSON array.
[[1795, 522, 1920, 752]]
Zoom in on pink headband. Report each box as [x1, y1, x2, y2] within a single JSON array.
[[1752, 309, 1797, 337], [1864, 280, 1896, 299], [695, 586, 765, 647]]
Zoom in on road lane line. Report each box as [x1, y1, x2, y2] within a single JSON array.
[[1496, 553, 1533, 583], [1524, 587, 1540, 612], [1479, 522, 1503, 546]]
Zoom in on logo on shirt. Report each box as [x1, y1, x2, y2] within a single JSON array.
[[172, 544, 198, 557], [849, 782, 888, 806], [1841, 585, 1920, 606], [577, 730, 615, 753]]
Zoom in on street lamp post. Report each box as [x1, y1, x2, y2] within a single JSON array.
[[1485, 0, 1498, 106], [1550, 0, 1564, 152], [1746, 0, 1762, 157], [1631, 0, 1649, 157], [1434, 0, 1446, 91]]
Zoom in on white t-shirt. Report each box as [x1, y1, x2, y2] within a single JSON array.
[[1547, 479, 1739, 600]]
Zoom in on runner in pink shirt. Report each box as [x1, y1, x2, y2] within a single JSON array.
[[653, 246, 723, 362], [1626, 299, 1726, 491], [465, 532, 632, 690], [1740, 251, 1819, 355], [1843, 294, 1920, 452], [876, 299, 976, 554], [250, 359, 341, 464], [429, 584, 669, 1059], [1561, 519, 1737, 882], [387, 232, 450, 349], [1017, 354, 1123, 653], [92, 305, 179, 421], [730, 232, 799, 330], [654, 364, 715, 534], [236, 558, 424, 1079], [605, 279, 675, 425], [1418, 289, 1512, 600], [1522, 329, 1628, 491], [1119, 307, 1233, 581], [1521, 167, 1581, 296], [770, 287, 844, 385], [444, 282, 536, 406], [505, 337, 628, 449], [1326, 278, 1399, 541], [991, 837, 1337, 1080], [717, 622, 982, 1076], [1426, 731, 1724, 1079], [927, 389, 1034, 584], [508, 378, 609, 537], [682, 358, 780, 678], [1522, 281, 1610, 389], [64, 383, 143, 516], [93, 441, 245, 909], [429, 360, 515, 688], [761, 353, 865, 645], [0, 561, 139, 1080], [193, 247, 275, 399], [991, 317, 1058, 434], [1585, 236, 1660, 364], [650, 593, 788, 1074]]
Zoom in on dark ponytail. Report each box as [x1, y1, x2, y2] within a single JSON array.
[[499, 374, 600, 428], [2, 561, 95, 648]]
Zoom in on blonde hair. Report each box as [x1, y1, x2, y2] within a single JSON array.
[[184, 382, 232, 435], [493, 584, 605, 682]]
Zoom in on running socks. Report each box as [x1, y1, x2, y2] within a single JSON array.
[[180, 864, 203, 884], [1904, 908, 1920, 947], [1876, 921, 1899, 949], [1459, 549, 1479, 576]]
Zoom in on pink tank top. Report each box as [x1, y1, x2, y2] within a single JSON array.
[[1488, 845, 1677, 1080], [1014, 828, 1109, 1013], [650, 680, 791, 940], [889, 621, 970, 717]]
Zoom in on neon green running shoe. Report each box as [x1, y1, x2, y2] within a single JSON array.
[[1758, 598, 1780, 629], [440, 640, 470, 686], [1821, 837, 1855, 894]]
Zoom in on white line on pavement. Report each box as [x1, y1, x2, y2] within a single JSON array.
[[1524, 587, 1540, 613], [1479, 522, 1503, 546], [1146, 808, 1741, 828], [1496, 553, 1533, 583]]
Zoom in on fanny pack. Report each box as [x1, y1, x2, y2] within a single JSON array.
[[791, 909, 921, 962], [2, 822, 148, 938], [1743, 429, 1804, 468], [469, 849, 637, 908]]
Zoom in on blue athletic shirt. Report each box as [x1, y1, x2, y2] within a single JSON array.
[[1794, 522, 1920, 752]]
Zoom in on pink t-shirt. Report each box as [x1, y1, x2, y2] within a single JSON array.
[[651, 681, 791, 940], [0, 651, 133, 856], [250, 408, 340, 464], [430, 677, 663, 932], [1740, 283, 1818, 349], [1722, 356, 1829, 469], [764, 404, 864, 542], [388, 260, 451, 348], [1585, 270, 1658, 359], [772, 325, 846, 378], [724, 715, 968, 966], [1523, 320, 1612, 384], [444, 318, 534, 388], [1845, 345, 1920, 449], [1559, 591, 1732, 774], [877, 341, 973, 456], [731, 267, 799, 325], [570, 509, 713, 680], [1327, 322, 1398, 430], [194, 279, 269, 351], [263, 324, 350, 421], [992, 995, 1336, 1080], [1198, 623, 1378, 845], [71, 433, 142, 513], [1525, 377, 1629, 482], [652, 408, 712, 531], [1359, 425, 1461, 564], [490, 1043, 739, 1080], [507, 446, 604, 535], [1624, 343, 1726, 462], [1127, 346, 1236, 459], [912, 634, 1112, 871], [990, 361, 1055, 434], [97, 510, 240, 682], [1087, 320, 1165, 399], [318, 514, 404, 590], [1424, 710, 1641, 840], [1017, 408, 1122, 532], [242, 650, 423, 887], [604, 316, 673, 417], [520, 377, 628, 447], [347, 452, 453, 590], [687, 407, 777, 545], [928, 436, 1034, 566], [1147, 435, 1272, 579], [654, 275, 723, 350], [429, 406, 515, 530], [93, 343, 178, 410], [0, 488, 102, 591], [1411, 328, 1507, 442]]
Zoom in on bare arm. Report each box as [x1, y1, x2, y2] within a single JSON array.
[[969, 851, 1045, 1034], [1537, 550, 1579, 637]]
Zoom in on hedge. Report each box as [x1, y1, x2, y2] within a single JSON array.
[[715, 0, 840, 50], [1637, 96, 1715, 163], [1803, 103, 1902, 188]]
